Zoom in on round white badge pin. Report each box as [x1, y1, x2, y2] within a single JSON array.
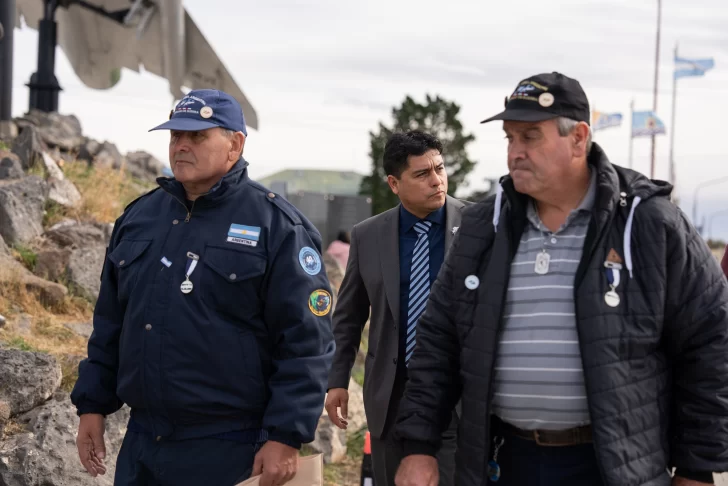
[[181, 279, 194, 294], [200, 106, 213, 119], [604, 290, 620, 307], [465, 275, 480, 290], [538, 92, 555, 107]]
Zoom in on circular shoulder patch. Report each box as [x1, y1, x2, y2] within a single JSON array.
[[309, 289, 332, 317], [299, 247, 322, 276]]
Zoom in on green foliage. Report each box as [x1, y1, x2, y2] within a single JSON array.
[[360, 94, 477, 215], [346, 425, 367, 461], [12, 244, 37, 271], [706, 238, 726, 250], [4, 336, 41, 353]]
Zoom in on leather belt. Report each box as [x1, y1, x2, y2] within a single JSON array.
[[496, 419, 593, 447]]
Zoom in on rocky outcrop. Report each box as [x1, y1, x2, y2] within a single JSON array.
[[33, 220, 111, 300], [124, 151, 165, 183], [14, 110, 83, 152], [0, 177, 49, 246], [0, 246, 68, 308], [0, 348, 62, 417], [10, 125, 45, 171], [0, 394, 129, 486], [310, 378, 366, 464], [0, 152, 23, 180], [41, 152, 82, 208], [0, 346, 129, 486]]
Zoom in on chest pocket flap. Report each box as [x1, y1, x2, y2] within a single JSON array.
[[203, 246, 267, 283], [108, 239, 152, 268]]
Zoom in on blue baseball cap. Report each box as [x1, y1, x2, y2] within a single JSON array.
[[149, 89, 248, 136]]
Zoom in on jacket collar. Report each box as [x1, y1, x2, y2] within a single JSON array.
[[157, 157, 250, 205]]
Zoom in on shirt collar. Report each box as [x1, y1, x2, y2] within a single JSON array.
[[399, 203, 446, 233]]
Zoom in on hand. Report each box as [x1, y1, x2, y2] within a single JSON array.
[[395, 455, 439, 486], [324, 388, 349, 430], [672, 476, 714, 486], [76, 413, 107, 477], [252, 441, 299, 486]]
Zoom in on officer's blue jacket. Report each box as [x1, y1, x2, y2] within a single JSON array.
[[70, 158, 335, 449]]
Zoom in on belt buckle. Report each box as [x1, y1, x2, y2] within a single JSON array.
[[533, 430, 548, 446]]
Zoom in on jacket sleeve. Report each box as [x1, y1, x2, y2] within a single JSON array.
[[393, 233, 463, 457], [262, 224, 336, 449], [327, 224, 371, 390], [664, 210, 728, 474], [70, 219, 125, 416]]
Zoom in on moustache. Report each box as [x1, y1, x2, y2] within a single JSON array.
[[509, 159, 532, 171], [173, 155, 196, 164]]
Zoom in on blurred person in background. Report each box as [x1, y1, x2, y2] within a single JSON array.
[[326, 230, 351, 271]]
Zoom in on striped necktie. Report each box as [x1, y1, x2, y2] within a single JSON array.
[[405, 220, 432, 365]]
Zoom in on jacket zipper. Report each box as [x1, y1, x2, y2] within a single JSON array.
[[571, 197, 623, 486], [165, 190, 197, 223], [483, 209, 519, 485]]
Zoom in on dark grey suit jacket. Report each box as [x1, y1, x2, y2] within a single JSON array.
[[327, 195, 469, 439]]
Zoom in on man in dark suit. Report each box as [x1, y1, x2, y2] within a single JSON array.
[[325, 130, 469, 486]]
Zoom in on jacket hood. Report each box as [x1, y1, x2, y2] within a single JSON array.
[[491, 142, 672, 279]]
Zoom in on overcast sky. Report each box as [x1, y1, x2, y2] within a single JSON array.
[[9, 0, 728, 237]]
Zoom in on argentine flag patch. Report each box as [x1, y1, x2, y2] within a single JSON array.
[[227, 224, 261, 247]]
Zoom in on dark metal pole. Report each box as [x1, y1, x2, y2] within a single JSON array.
[[26, 0, 62, 112], [0, 0, 16, 121], [649, 0, 662, 179]]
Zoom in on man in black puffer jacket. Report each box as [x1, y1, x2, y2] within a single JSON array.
[[392, 72, 728, 486]]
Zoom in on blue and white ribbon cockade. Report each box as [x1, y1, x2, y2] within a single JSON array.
[[603, 260, 622, 307]]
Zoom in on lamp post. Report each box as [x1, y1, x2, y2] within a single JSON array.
[[708, 209, 728, 240], [0, 0, 15, 121], [649, 0, 662, 179]]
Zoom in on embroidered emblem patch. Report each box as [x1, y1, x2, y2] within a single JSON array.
[[309, 289, 332, 317], [299, 247, 322, 276], [227, 224, 260, 247]]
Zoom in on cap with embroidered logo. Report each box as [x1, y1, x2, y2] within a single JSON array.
[[481, 72, 590, 125], [150, 89, 248, 135]]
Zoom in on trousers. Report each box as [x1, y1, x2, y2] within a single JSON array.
[[487, 420, 605, 486], [113, 430, 262, 486]]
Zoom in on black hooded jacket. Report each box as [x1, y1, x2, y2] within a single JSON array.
[[393, 143, 728, 485]]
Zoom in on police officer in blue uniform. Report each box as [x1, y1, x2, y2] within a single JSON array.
[[71, 89, 335, 486]]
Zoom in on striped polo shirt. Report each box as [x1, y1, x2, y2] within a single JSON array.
[[491, 168, 596, 431]]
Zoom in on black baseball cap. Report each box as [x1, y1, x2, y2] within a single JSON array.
[[481, 72, 590, 125]]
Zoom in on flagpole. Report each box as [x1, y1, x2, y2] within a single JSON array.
[[628, 99, 634, 169], [669, 43, 678, 191], [650, 0, 662, 179]]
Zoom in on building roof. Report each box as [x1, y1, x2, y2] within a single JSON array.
[[258, 169, 365, 196]]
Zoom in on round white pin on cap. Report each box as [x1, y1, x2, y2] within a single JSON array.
[[200, 106, 213, 119], [465, 275, 480, 290], [538, 92, 555, 107]]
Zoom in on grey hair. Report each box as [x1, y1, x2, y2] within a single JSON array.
[[556, 117, 593, 153]]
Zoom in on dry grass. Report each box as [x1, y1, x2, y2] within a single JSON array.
[[45, 160, 153, 226], [0, 265, 92, 390]]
